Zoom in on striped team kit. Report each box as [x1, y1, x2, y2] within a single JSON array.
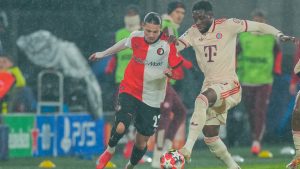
[[119, 31, 183, 108]]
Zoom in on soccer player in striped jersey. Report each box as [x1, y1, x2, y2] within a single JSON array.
[[174, 1, 295, 169], [89, 12, 183, 169]]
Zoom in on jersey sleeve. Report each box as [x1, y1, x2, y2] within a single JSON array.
[[178, 28, 193, 48], [246, 20, 281, 36], [125, 31, 139, 48], [226, 18, 248, 34], [168, 44, 183, 68]]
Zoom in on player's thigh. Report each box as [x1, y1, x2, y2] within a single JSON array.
[[205, 81, 242, 125], [135, 102, 160, 137], [114, 93, 137, 129], [203, 125, 220, 137]]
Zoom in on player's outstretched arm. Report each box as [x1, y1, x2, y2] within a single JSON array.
[[247, 20, 295, 42], [89, 38, 128, 61]]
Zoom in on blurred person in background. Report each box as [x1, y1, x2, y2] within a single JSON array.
[[106, 4, 142, 160], [236, 9, 283, 155], [286, 39, 300, 169], [0, 56, 35, 113], [90, 12, 183, 169], [172, 1, 295, 168], [151, 1, 192, 168]]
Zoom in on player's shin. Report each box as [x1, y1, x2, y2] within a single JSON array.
[[204, 136, 239, 169], [184, 94, 208, 154], [128, 145, 147, 167]]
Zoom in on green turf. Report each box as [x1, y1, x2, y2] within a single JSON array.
[[0, 145, 295, 169]]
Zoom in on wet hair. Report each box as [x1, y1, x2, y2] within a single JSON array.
[[192, 1, 213, 12], [125, 4, 140, 15], [167, 1, 186, 14], [143, 12, 162, 25]]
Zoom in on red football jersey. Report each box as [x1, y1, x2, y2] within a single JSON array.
[[119, 31, 182, 108]]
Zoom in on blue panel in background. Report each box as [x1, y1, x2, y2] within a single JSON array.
[[35, 115, 56, 157], [56, 114, 104, 156]]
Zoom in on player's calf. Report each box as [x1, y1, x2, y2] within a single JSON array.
[[204, 136, 240, 169]]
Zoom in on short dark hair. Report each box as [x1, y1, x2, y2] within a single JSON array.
[[167, 1, 186, 14], [126, 4, 140, 15], [143, 12, 162, 25], [192, 1, 213, 12]]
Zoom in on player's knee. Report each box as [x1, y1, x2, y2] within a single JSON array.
[[195, 94, 209, 109], [202, 88, 217, 106], [116, 122, 126, 134], [203, 125, 219, 137], [115, 112, 132, 134]]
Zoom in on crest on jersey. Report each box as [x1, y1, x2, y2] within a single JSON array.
[[216, 33, 223, 39], [157, 48, 164, 55]]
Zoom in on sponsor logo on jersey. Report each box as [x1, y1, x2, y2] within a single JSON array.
[[133, 55, 163, 66], [147, 61, 163, 66], [157, 48, 164, 55]]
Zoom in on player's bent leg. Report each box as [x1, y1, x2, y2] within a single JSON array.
[[96, 123, 127, 169], [180, 94, 209, 161], [125, 132, 149, 169], [96, 112, 132, 169], [180, 89, 217, 162], [203, 125, 240, 169]]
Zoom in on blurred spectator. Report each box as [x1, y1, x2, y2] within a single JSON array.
[[235, 9, 282, 155], [0, 56, 36, 113], [112, 4, 141, 86]]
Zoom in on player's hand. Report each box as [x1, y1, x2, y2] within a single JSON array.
[[164, 68, 173, 78], [168, 35, 179, 45], [88, 52, 106, 61], [278, 34, 296, 42]]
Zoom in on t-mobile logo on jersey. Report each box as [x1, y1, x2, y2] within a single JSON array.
[[204, 45, 217, 62]]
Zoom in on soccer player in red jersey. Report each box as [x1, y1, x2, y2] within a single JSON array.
[[173, 1, 295, 169], [89, 12, 183, 169]]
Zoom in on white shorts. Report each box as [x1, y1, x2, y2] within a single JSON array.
[[201, 80, 242, 125]]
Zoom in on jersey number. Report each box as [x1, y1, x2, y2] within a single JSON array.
[[153, 114, 161, 128], [204, 45, 217, 62]]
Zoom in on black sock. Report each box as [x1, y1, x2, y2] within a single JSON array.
[[130, 145, 147, 166], [108, 126, 124, 147]]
